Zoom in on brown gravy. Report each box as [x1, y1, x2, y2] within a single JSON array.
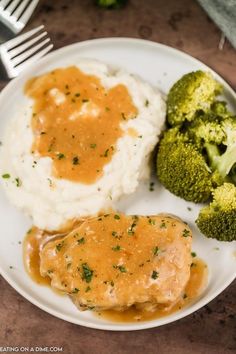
[[23, 227, 51, 285], [23, 220, 82, 285], [25, 66, 138, 183], [97, 258, 208, 322]]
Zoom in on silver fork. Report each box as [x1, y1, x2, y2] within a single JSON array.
[[0, 0, 39, 34], [0, 25, 53, 78]]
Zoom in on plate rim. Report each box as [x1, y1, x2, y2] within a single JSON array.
[[0, 37, 235, 331]]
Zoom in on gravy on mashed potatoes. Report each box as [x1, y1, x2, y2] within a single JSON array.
[[0, 60, 165, 230], [26, 66, 138, 183]]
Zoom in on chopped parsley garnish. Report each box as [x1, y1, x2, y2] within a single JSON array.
[[183, 293, 188, 299], [103, 148, 109, 157], [15, 178, 21, 187], [113, 265, 127, 273], [191, 252, 197, 258], [2, 173, 10, 179], [127, 221, 137, 235], [145, 99, 149, 107], [72, 156, 79, 165], [56, 242, 64, 252], [81, 263, 94, 283], [114, 214, 120, 220], [75, 93, 80, 97], [47, 269, 53, 274], [67, 263, 72, 269], [77, 237, 85, 245], [112, 245, 121, 251], [57, 153, 65, 160], [187, 207, 192, 211], [148, 218, 156, 225], [85, 286, 91, 292], [90, 143, 97, 149], [153, 246, 160, 256], [71, 288, 79, 294], [151, 270, 159, 280], [160, 221, 167, 229], [47, 178, 53, 187], [182, 229, 191, 237], [82, 99, 89, 103], [112, 231, 117, 237]]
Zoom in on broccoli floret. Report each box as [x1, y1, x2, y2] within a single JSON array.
[[167, 71, 222, 126], [188, 114, 236, 182], [196, 183, 236, 241], [156, 128, 217, 203], [95, 0, 127, 8]]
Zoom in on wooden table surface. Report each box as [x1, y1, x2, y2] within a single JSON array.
[[0, 1, 235, 353]]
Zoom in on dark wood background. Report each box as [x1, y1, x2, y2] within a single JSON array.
[[0, 1, 235, 353]]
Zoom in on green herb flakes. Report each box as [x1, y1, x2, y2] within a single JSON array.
[[71, 288, 79, 294], [115, 265, 126, 273], [77, 237, 85, 245], [81, 263, 94, 283], [153, 246, 160, 256], [114, 214, 120, 220], [2, 173, 10, 179], [104, 148, 109, 157], [182, 229, 190, 237], [151, 270, 159, 280], [160, 221, 166, 229], [15, 178, 21, 187], [85, 286, 91, 292], [56, 242, 64, 252], [57, 153, 65, 160], [90, 143, 97, 149], [72, 156, 79, 165], [112, 245, 121, 251]]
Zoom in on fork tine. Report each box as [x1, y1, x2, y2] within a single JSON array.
[[0, 0, 11, 9], [4, 0, 21, 13], [12, 0, 29, 19], [18, 0, 39, 25], [11, 38, 51, 66], [4, 25, 44, 50], [9, 31, 47, 58], [16, 43, 53, 74]]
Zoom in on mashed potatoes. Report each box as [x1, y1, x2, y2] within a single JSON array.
[[0, 60, 165, 230]]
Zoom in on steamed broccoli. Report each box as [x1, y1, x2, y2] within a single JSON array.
[[156, 128, 218, 203], [167, 71, 222, 126], [196, 183, 236, 241], [187, 107, 236, 182], [157, 70, 236, 241], [95, 0, 127, 8]]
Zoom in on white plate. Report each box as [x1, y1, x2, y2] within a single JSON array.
[[0, 38, 235, 331]]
